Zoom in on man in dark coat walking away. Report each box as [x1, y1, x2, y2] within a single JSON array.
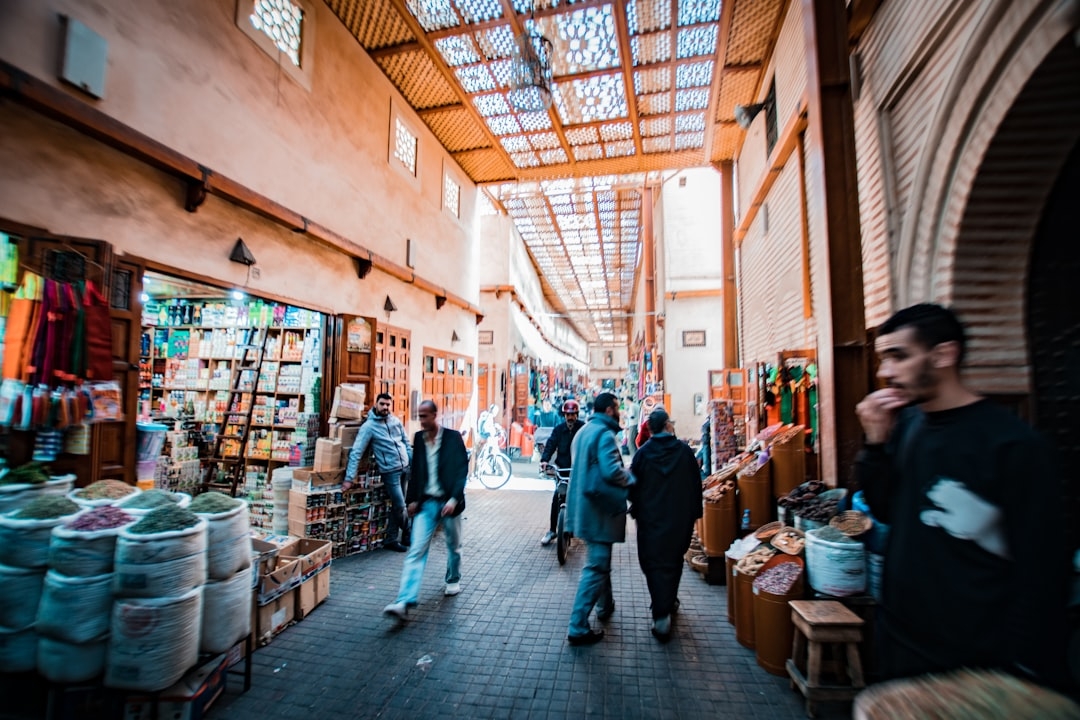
[[629, 406, 703, 642]]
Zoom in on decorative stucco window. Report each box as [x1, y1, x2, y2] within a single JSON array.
[[444, 173, 460, 217], [395, 118, 418, 176], [237, 0, 316, 90]]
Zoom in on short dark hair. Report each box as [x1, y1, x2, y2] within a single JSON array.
[[376, 392, 393, 403], [878, 303, 967, 364], [593, 392, 618, 414], [418, 400, 438, 414]]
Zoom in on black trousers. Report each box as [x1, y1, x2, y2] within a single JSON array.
[[642, 562, 683, 619], [549, 489, 560, 533]]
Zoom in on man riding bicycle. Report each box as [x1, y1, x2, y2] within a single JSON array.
[[539, 399, 583, 546]]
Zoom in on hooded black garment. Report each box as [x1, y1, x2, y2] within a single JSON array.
[[629, 434, 703, 567]]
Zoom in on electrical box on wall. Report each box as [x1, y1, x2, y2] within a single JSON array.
[[60, 16, 108, 99]]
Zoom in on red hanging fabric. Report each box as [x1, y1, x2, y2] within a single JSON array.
[[84, 280, 114, 381]]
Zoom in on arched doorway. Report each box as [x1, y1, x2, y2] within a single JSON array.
[[1028, 139, 1080, 548], [950, 36, 1080, 544]]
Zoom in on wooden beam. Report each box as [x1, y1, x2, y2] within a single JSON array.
[[801, 0, 868, 486], [642, 186, 656, 348], [369, 41, 422, 59], [795, 131, 813, 319], [611, 0, 644, 157], [664, 288, 723, 299], [848, 0, 883, 44], [417, 102, 464, 117], [719, 161, 739, 368], [0, 60, 485, 320], [703, 0, 738, 162], [733, 99, 808, 244]]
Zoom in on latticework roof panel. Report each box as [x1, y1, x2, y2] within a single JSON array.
[[325, 0, 414, 49], [725, 0, 782, 65], [714, 66, 760, 122], [710, 123, 743, 161], [424, 107, 492, 152], [376, 50, 459, 108], [454, 148, 514, 182]]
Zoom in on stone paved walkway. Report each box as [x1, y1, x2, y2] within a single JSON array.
[[213, 468, 851, 720]]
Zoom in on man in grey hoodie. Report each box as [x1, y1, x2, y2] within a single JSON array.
[[344, 392, 413, 552]]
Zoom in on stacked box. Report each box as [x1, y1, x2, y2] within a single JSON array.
[[314, 438, 342, 472]]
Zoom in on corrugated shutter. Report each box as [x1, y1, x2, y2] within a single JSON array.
[[739, 151, 806, 363]]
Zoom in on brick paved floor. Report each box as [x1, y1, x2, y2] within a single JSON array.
[[213, 471, 852, 720]]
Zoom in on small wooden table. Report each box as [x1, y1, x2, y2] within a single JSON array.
[[786, 600, 866, 718]]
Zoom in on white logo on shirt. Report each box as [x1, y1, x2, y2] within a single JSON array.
[[919, 479, 1010, 559]]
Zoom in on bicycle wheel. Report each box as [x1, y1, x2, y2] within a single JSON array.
[[477, 451, 512, 489], [556, 505, 568, 565]]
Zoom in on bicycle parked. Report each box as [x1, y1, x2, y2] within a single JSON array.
[[543, 463, 575, 564]]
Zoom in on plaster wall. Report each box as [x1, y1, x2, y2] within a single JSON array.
[[655, 168, 724, 431], [0, 0, 477, 298]]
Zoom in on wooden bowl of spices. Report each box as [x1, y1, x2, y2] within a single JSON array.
[[829, 510, 872, 538]]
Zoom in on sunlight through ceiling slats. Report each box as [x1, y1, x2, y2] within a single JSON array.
[[324, 0, 782, 343]]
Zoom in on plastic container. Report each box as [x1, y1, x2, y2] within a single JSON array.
[[805, 527, 867, 597], [737, 461, 773, 532], [135, 422, 169, 462], [752, 555, 805, 676], [702, 492, 738, 558], [733, 567, 757, 649]]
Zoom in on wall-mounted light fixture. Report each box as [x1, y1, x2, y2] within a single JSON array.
[[734, 101, 769, 130], [383, 295, 397, 322], [451, 330, 460, 344], [229, 238, 256, 266]]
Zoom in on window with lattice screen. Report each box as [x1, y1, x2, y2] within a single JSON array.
[[236, 0, 315, 89], [394, 118, 418, 176], [444, 174, 460, 217]]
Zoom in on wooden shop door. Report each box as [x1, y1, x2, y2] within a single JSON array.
[[375, 323, 410, 425], [330, 314, 375, 416], [99, 255, 145, 484]]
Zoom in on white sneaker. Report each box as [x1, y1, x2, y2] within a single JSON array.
[[383, 602, 408, 620], [540, 531, 557, 546], [444, 582, 461, 596]]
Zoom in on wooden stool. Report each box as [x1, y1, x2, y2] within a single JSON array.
[[786, 600, 866, 718]]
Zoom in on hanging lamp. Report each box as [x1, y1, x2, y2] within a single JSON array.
[[508, 13, 553, 112]]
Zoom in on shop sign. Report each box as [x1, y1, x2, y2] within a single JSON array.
[[347, 318, 371, 353]]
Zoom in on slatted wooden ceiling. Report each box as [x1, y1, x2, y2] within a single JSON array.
[[325, 0, 782, 342]]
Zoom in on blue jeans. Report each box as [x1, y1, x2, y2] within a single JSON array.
[[382, 471, 408, 543], [394, 498, 462, 605], [568, 541, 613, 637]]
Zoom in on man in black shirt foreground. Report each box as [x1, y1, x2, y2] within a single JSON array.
[[855, 303, 1070, 689]]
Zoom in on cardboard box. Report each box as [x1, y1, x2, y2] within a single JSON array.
[[296, 566, 331, 619], [291, 466, 345, 491], [293, 538, 333, 580], [256, 539, 302, 605], [124, 654, 228, 720], [254, 588, 296, 645], [314, 438, 342, 472], [330, 383, 366, 420], [332, 423, 361, 451]]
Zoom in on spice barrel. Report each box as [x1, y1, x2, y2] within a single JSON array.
[[770, 428, 806, 498], [751, 555, 805, 676], [702, 492, 737, 557], [734, 567, 757, 649], [737, 461, 773, 531]]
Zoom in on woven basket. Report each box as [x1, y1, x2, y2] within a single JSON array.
[[830, 510, 872, 537]]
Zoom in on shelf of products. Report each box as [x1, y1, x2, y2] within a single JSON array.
[[139, 297, 324, 471]]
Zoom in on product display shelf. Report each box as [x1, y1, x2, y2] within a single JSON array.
[[139, 319, 322, 473]]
